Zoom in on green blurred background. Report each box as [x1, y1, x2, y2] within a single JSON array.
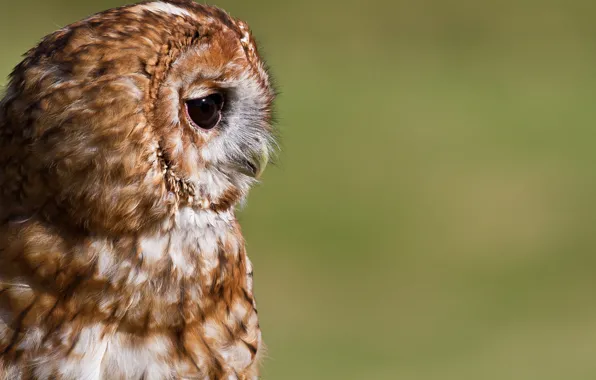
[[2, 0, 596, 378]]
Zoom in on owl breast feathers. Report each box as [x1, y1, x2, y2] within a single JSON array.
[[0, 0, 275, 379]]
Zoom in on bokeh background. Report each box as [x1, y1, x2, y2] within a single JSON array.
[[2, 0, 596, 378]]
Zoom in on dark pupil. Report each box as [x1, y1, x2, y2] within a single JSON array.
[[186, 93, 224, 130]]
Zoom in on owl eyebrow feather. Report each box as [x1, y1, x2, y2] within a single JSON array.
[[145, 28, 205, 110]]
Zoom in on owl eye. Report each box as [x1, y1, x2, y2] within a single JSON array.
[[185, 93, 225, 130]]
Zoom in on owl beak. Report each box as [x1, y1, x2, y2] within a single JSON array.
[[255, 145, 269, 178], [249, 144, 269, 178], [234, 144, 269, 179]]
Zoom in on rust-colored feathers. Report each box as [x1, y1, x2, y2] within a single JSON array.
[[0, 0, 275, 378]]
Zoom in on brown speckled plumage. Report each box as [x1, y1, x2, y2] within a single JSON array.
[[0, 1, 275, 378]]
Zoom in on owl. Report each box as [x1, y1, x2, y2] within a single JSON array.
[[0, 0, 275, 378]]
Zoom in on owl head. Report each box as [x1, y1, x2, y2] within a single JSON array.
[[0, 0, 276, 234]]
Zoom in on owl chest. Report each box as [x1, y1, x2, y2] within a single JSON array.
[[90, 209, 262, 378], [1, 209, 261, 379], [64, 291, 261, 380]]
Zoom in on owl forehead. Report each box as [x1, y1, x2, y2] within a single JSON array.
[[16, 1, 268, 90], [133, 0, 265, 70], [142, 1, 268, 85]]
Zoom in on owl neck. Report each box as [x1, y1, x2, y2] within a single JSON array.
[[137, 206, 246, 278], [1, 206, 252, 333], [110, 206, 248, 290]]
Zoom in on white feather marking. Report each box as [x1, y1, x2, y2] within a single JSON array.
[[134, 2, 194, 18], [139, 232, 169, 263], [137, 208, 236, 280], [100, 333, 175, 379], [50, 325, 107, 380]]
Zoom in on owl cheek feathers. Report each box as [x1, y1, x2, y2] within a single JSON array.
[[21, 87, 173, 234]]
